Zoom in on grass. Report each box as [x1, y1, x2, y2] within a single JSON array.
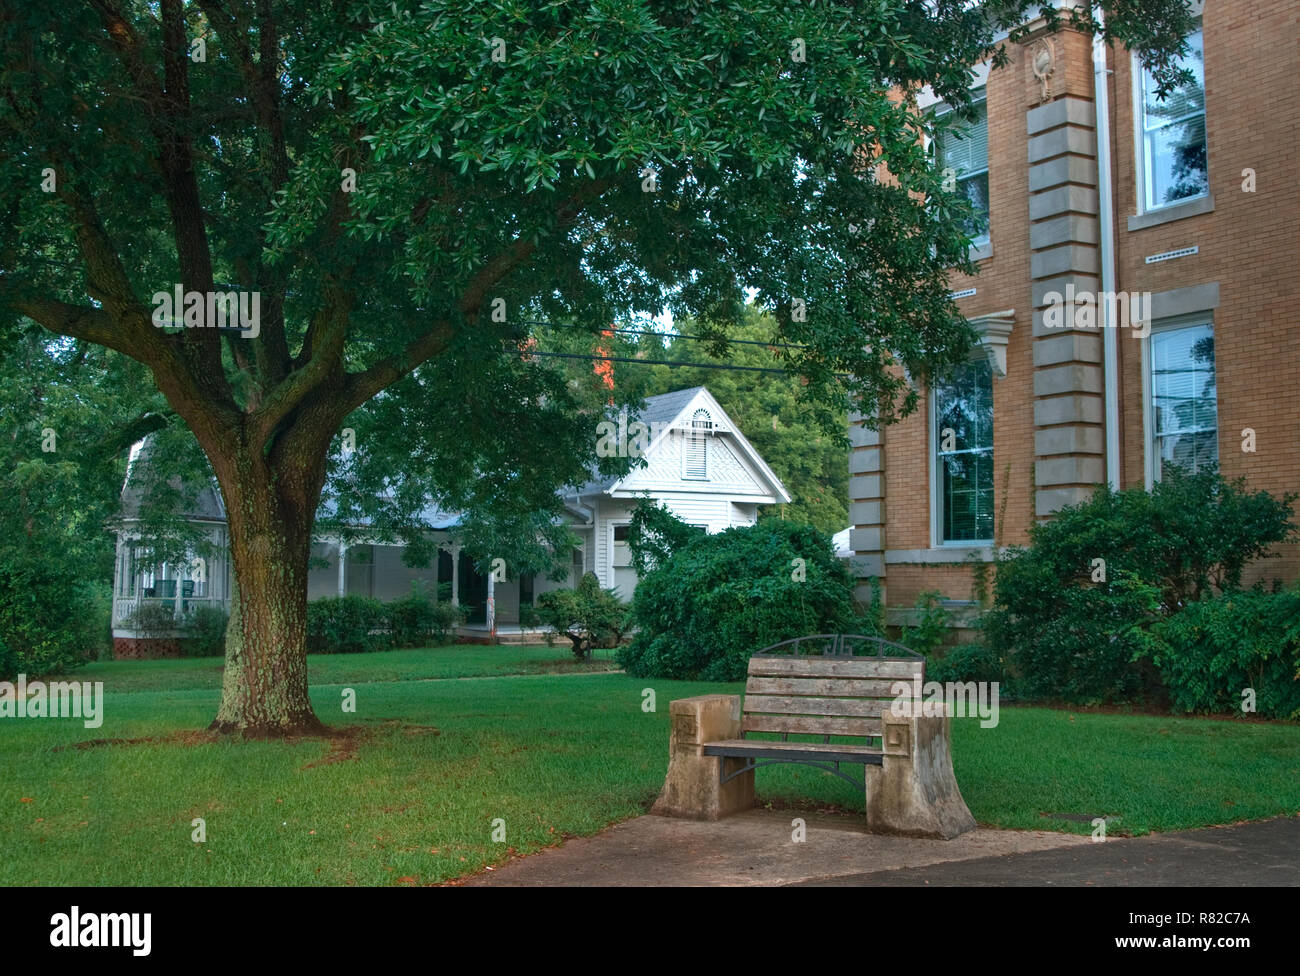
[[2, 651, 1298, 885], [79, 643, 619, 694]]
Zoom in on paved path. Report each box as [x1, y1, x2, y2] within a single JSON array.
[[464, 809, 1089, 886], [795, 816, 1300, 887], [465, 811, 1300, 887]]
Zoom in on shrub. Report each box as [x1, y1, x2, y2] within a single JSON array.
[[1153, 587, 1300, 720], [986, 467, 1295, 704], [306, 595, 390, 654], [927, 639, 1010, 690], [0, 556, 107, 680], [899, 590, 952, 656], [535, 573, 630, 658], [853, 576, 886, 637], [182, 605, 228, 658], [388, 584, 465, 647], [626, 498, 706, 577], [0, 560, 103, 679], [387, 584, 436, 648], [619, 517, 856, 680]]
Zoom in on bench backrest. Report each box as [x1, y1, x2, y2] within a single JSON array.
[[742, 654, 924, 742]]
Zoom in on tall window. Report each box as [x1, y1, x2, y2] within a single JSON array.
[[935, 96, 990, 248], [683, 409, 711, 480], [612, 525, 637, 600], [1139, 23, 1207, 210], [934, 359, 994, 543], [1151, 322, 1217, 479]]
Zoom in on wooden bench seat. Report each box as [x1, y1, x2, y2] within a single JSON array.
[[702, 739, 885, 766]]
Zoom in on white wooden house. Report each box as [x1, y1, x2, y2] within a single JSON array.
[[110, 386, 789, 654]]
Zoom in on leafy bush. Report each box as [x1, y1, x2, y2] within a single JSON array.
[[1153, 587, 1300, 720], [517, 603, 541, 630], [182, 605, 228, 657], [535, 573, 630, 658], [853, 576, 886, 637], [388, 584, 466, 647], [927, 639, 1010, 690], [0, 560, 103, 679], [899, 590, 951, 656], [987, 468, 1295, 704], [619, 517, 856, 680], [0, 636, 14, 681], [126, 601, 182, 637], [626, 498, 706, 577], [306, 595, 390, 654]]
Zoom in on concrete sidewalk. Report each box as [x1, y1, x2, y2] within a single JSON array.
[[463, 809, 1089, 886], [464, 810, 1300, 887]]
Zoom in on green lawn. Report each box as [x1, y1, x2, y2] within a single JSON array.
[[78, 643, 619, 694], [3, 650, 1298, 885]]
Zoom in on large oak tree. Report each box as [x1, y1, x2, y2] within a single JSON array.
[[0, 0, 1196, 734]]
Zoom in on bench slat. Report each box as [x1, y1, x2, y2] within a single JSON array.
[[747, 657, 922, 680], [704, 739, 883, 765], [743, 695, 891, 718], [745, 676, 905, 698], [743, 714, 881, 737]]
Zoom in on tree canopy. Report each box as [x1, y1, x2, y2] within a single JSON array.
[[0, 0, 1199, 733]]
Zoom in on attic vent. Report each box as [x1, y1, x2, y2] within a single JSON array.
[[684, 409, 711, 480]]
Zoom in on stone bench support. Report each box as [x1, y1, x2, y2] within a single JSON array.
[[864, 703, 977, 839], [651, 694, 754, 820]]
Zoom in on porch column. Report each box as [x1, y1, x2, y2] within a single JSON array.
[[337, 540, 347, 597], [486, 570, 496, 639], [450, 545, 460, 608], [173, 562, 183, 619]]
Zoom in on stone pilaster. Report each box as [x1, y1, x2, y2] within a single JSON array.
[[1028, 94, 1106, 516], [848, 410, 886, 605]]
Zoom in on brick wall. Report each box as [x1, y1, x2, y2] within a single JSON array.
[[854, 2, 1300, 612]]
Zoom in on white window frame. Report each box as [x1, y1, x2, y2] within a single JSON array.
[[681, 409, 712, 481], [611, 523, 633, 568], [1141, 313, 1218, 488], [1131, 17, 1208, 216], [930, 351, 995, 548], [932, 90, 991, 252], [609, 522, 638, 599]]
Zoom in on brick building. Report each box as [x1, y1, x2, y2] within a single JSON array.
[[850, 0, 1300, 631]]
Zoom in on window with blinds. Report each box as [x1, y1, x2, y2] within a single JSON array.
[[683, 409, 711, 480], [1139, 22, 1207, 210], [935, 97, 990, 248], [1151, 322, 1217, 479], [934, 359, 994, 543]]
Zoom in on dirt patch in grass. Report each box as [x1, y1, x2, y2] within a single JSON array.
[[54, 729, 222, 751], [54, 721, 438, 762], [301, 731, 365, 769]]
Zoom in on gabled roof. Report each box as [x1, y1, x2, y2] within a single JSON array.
[[119, 439, 226, 522], [572, 386, 791, 504], [316, 491, 464, 531]]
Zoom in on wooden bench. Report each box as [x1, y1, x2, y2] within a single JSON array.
[[701, 635, 923, 786], [653, 634, 977, 839]]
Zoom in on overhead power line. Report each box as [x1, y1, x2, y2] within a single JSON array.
[[525, 349, 850, 379], [521, 319, 811, 352]]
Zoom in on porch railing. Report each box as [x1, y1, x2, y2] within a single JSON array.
[[112, 595, 227, 629]]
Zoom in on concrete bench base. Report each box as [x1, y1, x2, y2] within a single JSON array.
[[864, 706, 977, 840], [652, 695, 754, 820]]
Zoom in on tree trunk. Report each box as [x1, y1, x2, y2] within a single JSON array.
[[208, 449, 326, 736]]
